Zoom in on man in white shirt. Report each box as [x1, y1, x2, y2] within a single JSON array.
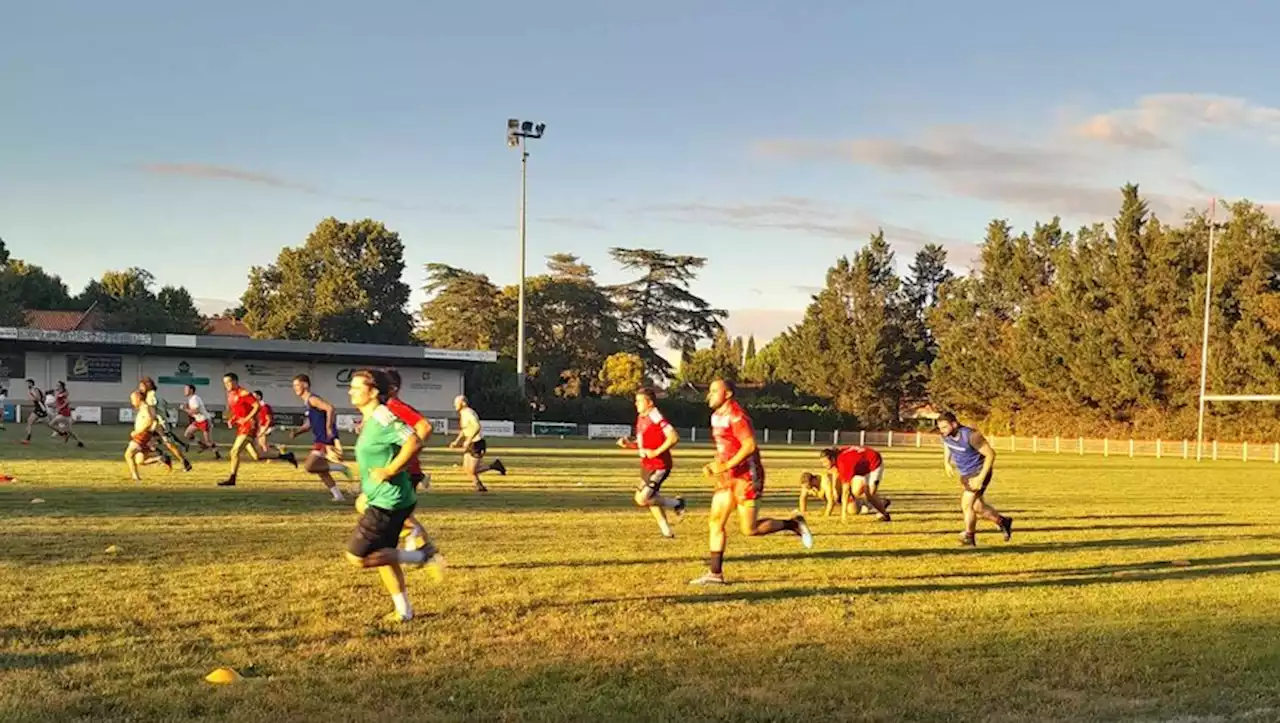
[[447, 395, 506, 493], [182, 384, 221, 459]]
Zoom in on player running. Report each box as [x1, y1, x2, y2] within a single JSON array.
[[218, 373, 295, 487], [448, 395, 505, 493], [690, 379, 812, 586], [182, 385, 221, 459], [937, 412, 1013, 546], [253, 391, 276, 453], [288, 374, 350, 501], [616, 387, 685, 538], [818, 446, 892, 523], [344, 368, 443, 624], [139, 378, 192, 472], [48, 381, 86, 448], [382, 370, 435, 552], [21, 379, 50, 444], [125, 390, 172, 480]]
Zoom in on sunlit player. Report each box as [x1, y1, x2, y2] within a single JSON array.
[[21, 379, 50, 444], [218, 373, 295, 487], [253, 390, 276, 453], [616, 387, 685, 538], [818, 446, 892, 523], [797, 471, 839, 517], [381, 369, 436, 552], [937, 412, 1012, 546], [125, 390, 171, 480], [289, 374, 350, 501], [139, 378, 192, 472], [448, 395, 505, 492], [344, 369, 443, 623], [48, 381, 85, 448], [689, 379, 812, 586], [182, 384, 221, 459]]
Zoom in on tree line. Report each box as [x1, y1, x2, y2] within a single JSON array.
[[7, 185, 1280, 439]]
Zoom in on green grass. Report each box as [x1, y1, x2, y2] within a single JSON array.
[[3, 425, 1280, 722]]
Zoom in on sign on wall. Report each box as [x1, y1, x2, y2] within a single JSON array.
[[0, 354, 25, 380], [313, 364, 460, 413], [66, 354, 123, 383], [589, 423, 633, 439], [155, 359, 213, 388], [481, 420, 515, 437], [71, 406, 102, 424]]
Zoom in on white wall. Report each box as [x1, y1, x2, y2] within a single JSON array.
[[23, 351, 142, 403], [310, 364, 462, 414]]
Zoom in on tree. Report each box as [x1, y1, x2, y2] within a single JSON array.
[[6, 259, 74, 310], [77, 268, 207, 334], [608, 248, 726, 375], [417, 263, 506, 351], [676, 345, 739, 387], [745, 335, 757, 362], [599, 352, 646, 397], [731, 336, 745, 367], [899, 244, 953, 400], [240, 218, 413, 344]]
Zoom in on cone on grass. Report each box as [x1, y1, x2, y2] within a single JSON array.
[[205, 667, 243, 684], [105, 545, 121, 555]]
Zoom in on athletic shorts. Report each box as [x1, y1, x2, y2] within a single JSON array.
[[637, 467, 671, 495], [851, 465, 884, 491], [193, 420, 211, 433], [31, 408, 47, 419], [960, 467, 993, 496], [465, 439, 487, 458], [234, 421, 257, 438], [348, 503, 416, 558], [129, 431, 153, 447], [718, 462, 764, 505]]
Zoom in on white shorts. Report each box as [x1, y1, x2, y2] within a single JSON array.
[[852, 465, 884, 492], [52, 414, 71, 427]]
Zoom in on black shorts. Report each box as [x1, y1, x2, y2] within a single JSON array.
[[636, 468, 671, 495], [32, 408, 47, 419], [347, 503, 416, 558], [409, 472, 426, 488], [466, 439, 487, 458], [961, 467, 993, 496]]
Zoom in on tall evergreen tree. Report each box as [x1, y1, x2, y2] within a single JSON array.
[[608, 248, 726, 375]]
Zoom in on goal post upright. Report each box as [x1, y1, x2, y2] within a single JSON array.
[[1195, 198, 1218, 462]]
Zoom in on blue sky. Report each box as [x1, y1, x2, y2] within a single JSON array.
[[5, 0, 1280, 342]]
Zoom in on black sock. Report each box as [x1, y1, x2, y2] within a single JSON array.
[[708, 551, 724, 575], [752, 518, 798, 535]]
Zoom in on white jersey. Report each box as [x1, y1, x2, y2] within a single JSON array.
[[459, 407, 483, 441], [44, 393, 56, 411], [186, 394, 209, 423]]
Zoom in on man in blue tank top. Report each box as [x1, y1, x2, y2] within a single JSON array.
[[937, 411, 1013, 546], [289, 374, 352, 502]]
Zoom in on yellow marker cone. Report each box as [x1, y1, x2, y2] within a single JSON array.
[[30, 498, 45, 504], [205, 667, 243, 684], [105, 545, 121, 554], [1171, 559, 1192, 567]]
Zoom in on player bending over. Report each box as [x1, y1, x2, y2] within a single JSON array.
[[218, 373, 296, 487], [616, 387, 685, 538], [797, 471, 840, 517], [289, 374, 351, 501], [344, 369, 443, 623], [818, 446, 891, 523], [937, 412, 1012, 546], [690, 379, 813, 586]]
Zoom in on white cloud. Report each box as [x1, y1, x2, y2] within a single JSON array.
[[1072, 94, 1280, 149]]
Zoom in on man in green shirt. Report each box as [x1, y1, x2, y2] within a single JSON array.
[[344, 369, 443, 623]]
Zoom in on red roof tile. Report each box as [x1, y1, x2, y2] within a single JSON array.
[[23, 309, 101, 331], [205, 316, 252, 337]]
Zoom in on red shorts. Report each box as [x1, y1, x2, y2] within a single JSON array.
[[130, 432, 153, 448], [193, 420, 210, 433], [716, 475, 761, 505], [234, 421, 257, 438]]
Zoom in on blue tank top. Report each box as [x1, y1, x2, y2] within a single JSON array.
[[304, 394, 336, 445], [942, 426, 985, 476]]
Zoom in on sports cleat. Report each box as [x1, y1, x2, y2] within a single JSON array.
[[424, 553, 447, 582], [673, 496, 687, 521], [217, 478, 236, 487], [960, 533, 976, 547], [20, 440, 30, 446], [689, 571, 726, 586], [382, 610, 413, 624], [491, 459, 507, 476], [76, 442, 85, 449], [283, 452, 298, 468], [474, 480, 489, 493], [999, 516, 1014, 542], [182, 459, 193, 473], [796, 515, 814, 549], [162, 457, 174, 472]]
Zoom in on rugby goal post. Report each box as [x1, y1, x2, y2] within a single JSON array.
[[1194, 198, 1280, 459]]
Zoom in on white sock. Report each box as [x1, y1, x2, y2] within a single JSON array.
[[656, 516, 673, 537], [329, 486, 344, 501], [391, 591, 412, 618], [397, 548, 429, 564]]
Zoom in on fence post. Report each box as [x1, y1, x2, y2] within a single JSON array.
[[1156, 439, 1162, 459], [916, 431, 922, 448], [833, 430, 839, 445], [1243, 441, 1248, 462], [1184, 439, 1189, 460], [1033, 436, 1038, 453], [1104, 438, 1109, 457], [1129, 439, 1134, 458], [1274, 443, 1278, 464], [859, 430, 866, 446], [1011, 435, 1016, 453], [1055, 436, 1060, 454], [1078, 437, 1084, 455], [888, 431, 894, 448], [691, 427, 697, 442], [810, 430, 816, 445], [1212, 440, 1219, 461], [764, 428, 770, 444], [787, 429, 793, 445]]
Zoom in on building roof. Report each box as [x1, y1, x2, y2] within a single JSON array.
[[205, 316, 252, 337], [23, 309, 101, 332]]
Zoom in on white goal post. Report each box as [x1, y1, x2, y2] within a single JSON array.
[[1194, 198, 1280, 459]]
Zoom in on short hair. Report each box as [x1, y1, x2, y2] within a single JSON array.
[[253, 390, 264, 399], [139, 377, 156, 392], [819, 447, 839, 464], [223, 372, 239, 383], [183, 384, 195, 394], [384, 368, 402, 389], [352, 368, 392, 404], [26, 379, 34, 385], [56, 381, 66, 391], [292, 374, 311, 386], [800, 472, 819, 487], [938, 411, 959, 425], [455, 395, 468, 406], [636, 386, 657, 402], [716, 379, 737, 395]]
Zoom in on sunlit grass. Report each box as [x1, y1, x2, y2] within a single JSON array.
[[2, 425, 1279, 722]]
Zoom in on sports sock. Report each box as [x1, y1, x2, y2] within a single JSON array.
[[656, 516, 673, 537], [391, 592, 412, 619], [330, 486, 344, 501], [708, 551, 724, 575]]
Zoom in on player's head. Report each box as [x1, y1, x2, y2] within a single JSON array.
[[291, 374, 311, 397], [936, 411, 960, 437], [706, 379, 736, 410], [800, 471, 820, 489], [26, 379, 34, 389], [454, 394, 468, 412], [818, 447, 840, 469], [383, 369, 402, 398], [634, 387, 657, 414], [138, 377, 156, 393], [183, 384, 195, 396], [56, 381, 66, 392], [129, 390, 142, 408], [222, 373, 239, 391], [348, 368, 390, 408], [253, 390, 264, 401]]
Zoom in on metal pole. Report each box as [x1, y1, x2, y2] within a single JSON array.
[[516, 142, 528, 396], [1196, 198, 1218, 461]]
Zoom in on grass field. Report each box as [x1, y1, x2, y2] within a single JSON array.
[[3, 425, 1280, 722]]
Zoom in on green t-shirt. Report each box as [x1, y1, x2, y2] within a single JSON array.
[[355, 405, 417, 511]]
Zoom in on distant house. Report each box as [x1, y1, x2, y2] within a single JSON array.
[[21, 309, 251, 338]]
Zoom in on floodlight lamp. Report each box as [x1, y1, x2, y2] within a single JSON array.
[[508, 118, 519, 130], [534, 122, 546, 135], [521, 121, 533, 133], [507, 134, 520, 148]]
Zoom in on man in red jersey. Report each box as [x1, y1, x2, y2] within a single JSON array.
[[616, 387, 685, 538], [49, 381, 85, 448], [818, 446, 892, 523], [690, 379, 813, 586], [381, 369, 438, 560], [218, 373, 294, 487], [253, 390, 276, 453]]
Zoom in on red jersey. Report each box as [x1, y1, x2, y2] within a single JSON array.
[[710, 400, 763, 483], [257, 402, 273, 428], [635, 407, 673, 471], [55, 390, 71, 417], [835, 446, 882, 482], [385, 398, 425, 476], [228, 388, 256, 423]]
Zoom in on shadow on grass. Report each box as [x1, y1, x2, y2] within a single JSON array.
[[893, 552, 1280, 581], [0, 651, 79, 672]]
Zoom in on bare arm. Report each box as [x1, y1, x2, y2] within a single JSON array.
[[970, 430, 996, 485], [372, 432, 422, 482]]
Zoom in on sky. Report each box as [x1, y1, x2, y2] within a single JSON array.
[[6, 0, 1280, 344]]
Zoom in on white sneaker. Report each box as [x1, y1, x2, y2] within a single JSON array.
[[796, 516, 814, 549]]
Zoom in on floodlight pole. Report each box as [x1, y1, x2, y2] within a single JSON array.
[[507, 119, 546, 397], [1195, 198, 1218, 461]]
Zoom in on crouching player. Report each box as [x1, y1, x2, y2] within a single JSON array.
[[818, 445, 892, 523]]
